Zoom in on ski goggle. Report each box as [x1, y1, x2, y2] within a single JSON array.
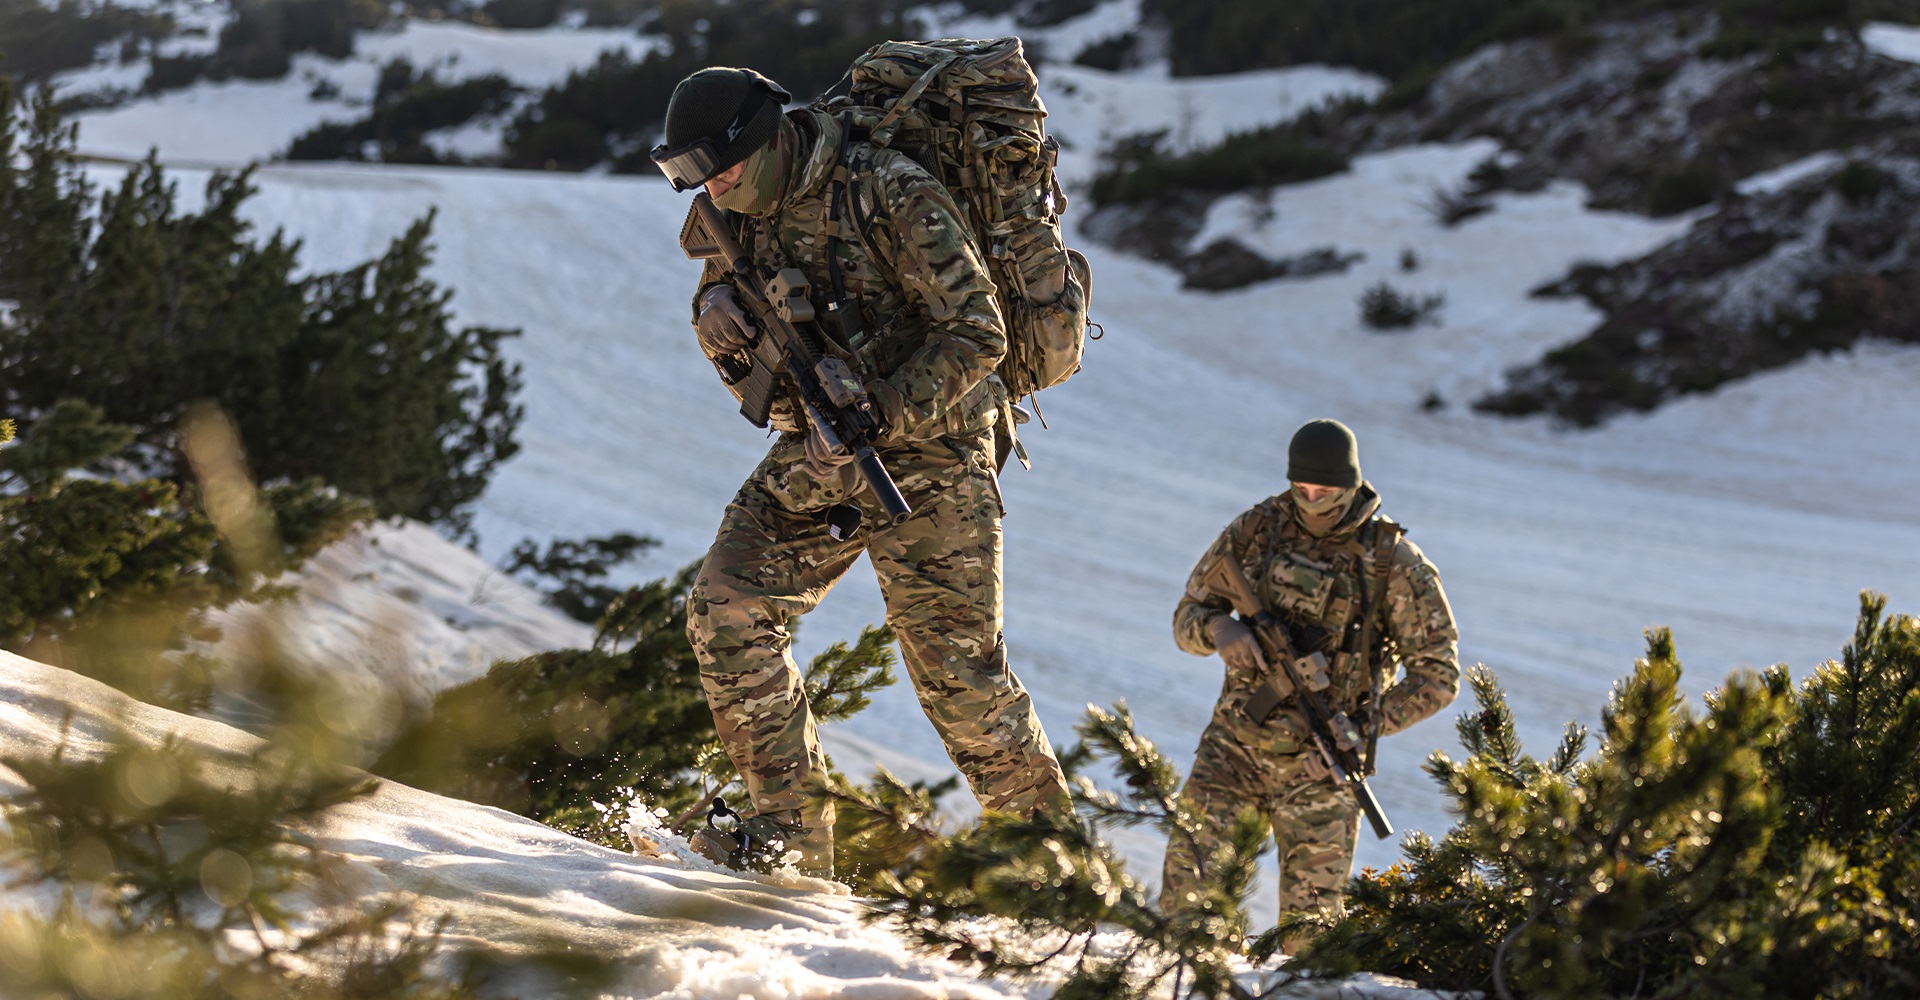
[[649, 138, 723, 193]]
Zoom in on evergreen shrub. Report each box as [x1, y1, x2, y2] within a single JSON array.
[[1, 400, 374, 709], [1137, 0, 1870, 90], [482, 0, 564, 29], [0, 455, 605, 996], [209, 0, 383, 80], [827, 703, 1270, 998], [1359, 281, 1445, 329], [1832, 159, 1889, 204], [505, 0, 921, 172], [287, 59, 518, 163], [1297, 594, 1920, 997], [0, 80, 524, 534], [1645, 160, 1722, 216], [1089, 114, 1351, 207], [0, 0, 171, 84]]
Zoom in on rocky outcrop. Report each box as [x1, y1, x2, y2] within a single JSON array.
[[1477, 142, 1920, 425], [1361, 12, 1920, 216]]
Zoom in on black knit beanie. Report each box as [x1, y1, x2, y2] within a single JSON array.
[[1287, 419, 1361, 488], [663, 67, 791, 179]]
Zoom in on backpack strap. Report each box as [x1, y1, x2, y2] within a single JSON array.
[[871, 53, 959, 141], [821, 111, 868, 350], [1355, 517, 1404, 773]]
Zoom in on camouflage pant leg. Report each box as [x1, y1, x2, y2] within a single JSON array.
[[687, 484, 865, 867], [1266, 755, 1362, 918], [1160, 719, 1360, 920], [865, 444, 1071, 817], [1161, 719, 1274, 913]]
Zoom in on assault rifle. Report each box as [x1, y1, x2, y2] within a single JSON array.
[[1200, 556, 1394, 840], [679, 192, 911, 526]]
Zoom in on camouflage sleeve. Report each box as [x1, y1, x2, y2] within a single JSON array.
[[1374, 537, 1460, 736], [688, 258, 803, 433], [1171, 506, 1266, 656], [689, 258, 730, 323], [863, 159, 1007, 441]]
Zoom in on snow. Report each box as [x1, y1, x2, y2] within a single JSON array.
[[929, 0, 1148, 67], [61, 20, 653, 165], [0, 656, 1029, 999], [206, 519, 593, 710], [1040, 62, 1384, 188], [1863, 21, 1920, 64], [16, 6, 1920, 991], [1734, 151, 1845, 196], [112, 129, 1920, 931]]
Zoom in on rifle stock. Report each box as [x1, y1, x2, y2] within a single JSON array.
[[1203, 556, 1395, 840], [682, 193, 911, 525]]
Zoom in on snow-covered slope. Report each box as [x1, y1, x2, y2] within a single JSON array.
[[205, 519, 593, 719], [59, 19, 652, 165], [46, 0, 1920, 933], [0, 655, 1074, 999], [4, 591, 1460, 997]]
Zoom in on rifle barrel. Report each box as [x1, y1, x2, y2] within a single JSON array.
[[858, 447, 912, 524]]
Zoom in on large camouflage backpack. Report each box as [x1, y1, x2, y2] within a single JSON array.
[[819, 37, 1093, 412]]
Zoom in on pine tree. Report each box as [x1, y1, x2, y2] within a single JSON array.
[[0, 410, 604, 999], [502, 530, 657, 624], [0, 74, 523, 534], [1301, 595, 1920, 998], [1, 401, 373, 709]]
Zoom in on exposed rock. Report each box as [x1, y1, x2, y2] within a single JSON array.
[[1478, 139, 1920, 426], [1177, 239, 1363, 291], [1077, 191, 1212, 264], [1356, 13, 1920, 216]]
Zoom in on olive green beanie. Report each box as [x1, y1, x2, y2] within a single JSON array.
[[1287, 419, 1361, 488]]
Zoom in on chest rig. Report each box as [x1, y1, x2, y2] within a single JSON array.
[[731, 114, 916, 386], [1237, 498, 1404, 763]]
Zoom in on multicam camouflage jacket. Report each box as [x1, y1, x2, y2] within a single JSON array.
[[692, 106, 1009, 450], [1173, 485, 1460, 739]]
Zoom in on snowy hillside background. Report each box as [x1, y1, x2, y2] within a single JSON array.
[[6, 0, 1920, 993]]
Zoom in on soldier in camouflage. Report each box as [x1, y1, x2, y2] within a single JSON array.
[[652, 68, 1072, 876], [1161, 419, 1459, 928]]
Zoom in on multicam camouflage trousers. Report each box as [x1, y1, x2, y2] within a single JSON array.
[[687, 429, 1072, 872], [1161, 709, 1363, 922]]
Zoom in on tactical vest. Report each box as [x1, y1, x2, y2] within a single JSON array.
[[1234, 497, 1404, 717], [717, 109, 1006, 443]]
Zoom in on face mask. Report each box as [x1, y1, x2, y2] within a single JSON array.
[[1293, 485, 1356, 536], [710, 135, 784, 216]]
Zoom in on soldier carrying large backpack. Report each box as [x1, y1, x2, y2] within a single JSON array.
[[649, 44, 1090, 876]]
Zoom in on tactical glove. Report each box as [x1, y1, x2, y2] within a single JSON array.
[[695, 284, 754, 354], [801, 419, 854, 479], [864, 380, 908, 443], [1207, 613, 1266, 672]]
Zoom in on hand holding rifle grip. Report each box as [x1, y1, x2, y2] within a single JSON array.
[[686, 194, 913, 526], [1206, 554, 1395, 840]]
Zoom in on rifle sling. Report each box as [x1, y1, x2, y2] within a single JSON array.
[[1356, 520, 1402, 773]]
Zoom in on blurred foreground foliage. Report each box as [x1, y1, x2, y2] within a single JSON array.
[[0, 407, 611, 1000], [1, 398, 374, 711], [375, 535, 900, 849]]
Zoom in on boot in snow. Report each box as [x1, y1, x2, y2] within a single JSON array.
[[689, 797, 833, 877]]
